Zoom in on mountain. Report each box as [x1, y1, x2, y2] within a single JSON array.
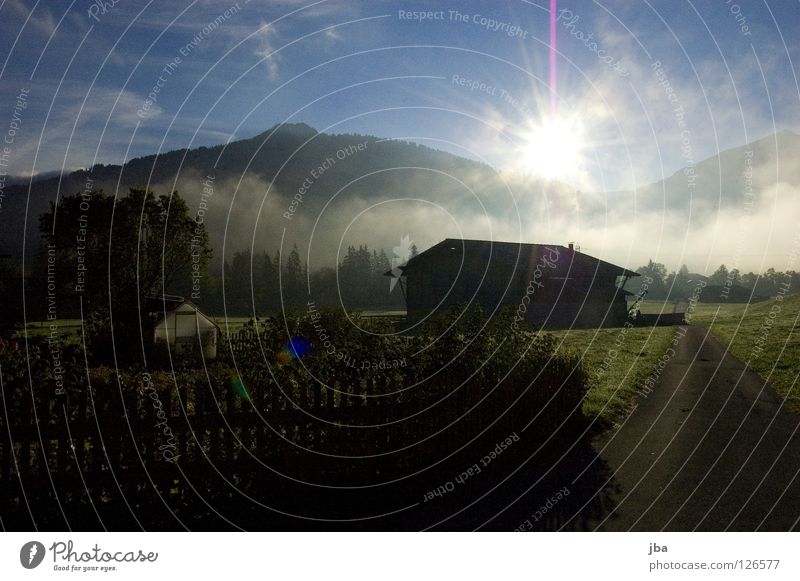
[[0, 122, 561, 265], [1, 125, 798, 271], [583, 130, 800, 220]]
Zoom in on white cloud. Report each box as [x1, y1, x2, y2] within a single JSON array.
[[324, 27, 342, 42], [252, 23, 281, 81], [6, 0, 57, 36]]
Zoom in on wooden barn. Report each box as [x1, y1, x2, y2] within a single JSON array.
[[387, 239, 639, 329]]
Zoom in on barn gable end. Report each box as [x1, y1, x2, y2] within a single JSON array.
[[387, 239, 638, 329]]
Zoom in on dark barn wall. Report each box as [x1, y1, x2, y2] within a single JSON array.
[[404, 242, 632, 329], [406, 244, 525, 322], [526, 276, 626, 328]]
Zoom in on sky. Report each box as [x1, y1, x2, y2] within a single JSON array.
[[1, 0, 799, 273], [2, 0, 798, 189]]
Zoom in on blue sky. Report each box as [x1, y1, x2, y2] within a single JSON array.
[[1, 0, 799, 191]]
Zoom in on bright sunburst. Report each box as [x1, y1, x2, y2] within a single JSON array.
[[518, 115, 585, 181]]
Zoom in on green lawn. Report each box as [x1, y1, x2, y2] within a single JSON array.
[[637, 299, 744, 321], [560, 295, 800, 426], [636, 299, 686, 315], [550, 326, 677, 427], [14, 317, 254, 338], [13, 314, 396, 337], [690, 295, 800, 412], [13, 319, 82, 340]]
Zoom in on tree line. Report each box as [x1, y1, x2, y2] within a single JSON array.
[[213, 242, 409, 316], [630, 260, 800, 300], [0, 188, 413, 341], [2, 187, 798, 341]]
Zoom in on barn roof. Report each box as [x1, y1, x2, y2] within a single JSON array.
[[386, 239, 639, 278]]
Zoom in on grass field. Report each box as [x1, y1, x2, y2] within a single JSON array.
[[13, 319, 83, 343], [560, 295, 800, 425], [14, 316, 257, 338], [689, 294, 800, 412], [550, 325, 677, 427]]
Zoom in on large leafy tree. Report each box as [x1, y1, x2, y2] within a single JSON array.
[[39, 188, 210, 361], [0, 251, 22, 333]]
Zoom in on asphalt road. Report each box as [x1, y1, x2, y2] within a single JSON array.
[[590, 325, 800, 531]]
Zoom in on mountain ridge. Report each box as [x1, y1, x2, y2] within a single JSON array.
[[1, 124, 797, 270]]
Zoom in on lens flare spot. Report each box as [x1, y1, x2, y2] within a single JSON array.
[[275, 350, 292, 366], [273, 335, 310, 367], [288, 336, 310, 358], [230, 374, 249, 399]]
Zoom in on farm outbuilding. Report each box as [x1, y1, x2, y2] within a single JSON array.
[[148, 296, 220, 360], [387, 239, 639, 329]]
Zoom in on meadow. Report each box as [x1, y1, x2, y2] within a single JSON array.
[[555, 294, 799, 424], [689, 294, 800, 411], [14, 316, 254, 339], [550, 325, 676, 428]]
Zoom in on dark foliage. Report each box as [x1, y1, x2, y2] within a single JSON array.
[[0, 309, 612, 531]]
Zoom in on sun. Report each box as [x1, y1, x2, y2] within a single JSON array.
[[517, 115, 585, 181]]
